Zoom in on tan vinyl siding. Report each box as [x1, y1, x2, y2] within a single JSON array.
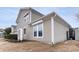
[[43, 19, 52, 44], [16, 9, 30, 40], [17, 8, 43, 40], [16, 9, 70, 44], [31, 17, 52, 44], [54, 16, 69, 44]]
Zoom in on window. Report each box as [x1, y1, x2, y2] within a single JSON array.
[[33, 23, 43, 38], [24, 13, 29, 17], [33, 26, 37, 37], [38, 24, 42, 37], [24, 28, 26, 34], [24, 13, 29, 22]]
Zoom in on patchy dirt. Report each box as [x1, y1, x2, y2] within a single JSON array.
[[0, 38, 79, 52]]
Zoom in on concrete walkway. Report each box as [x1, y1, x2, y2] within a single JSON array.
[[0, 38, 79, 52]]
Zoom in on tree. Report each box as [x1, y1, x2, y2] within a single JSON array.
[[4, 27, 11, 35], [4, 27, 17, 41]]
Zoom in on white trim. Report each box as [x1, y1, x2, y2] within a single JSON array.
[[51, 17, 55, 44], [33, 25, 38, 38], [30, 11, 31, 23], [17, 28, 23, 41], [37, 25, 38, 38], [32, 20, 43, 26], [17, 28, 20, 41], [37, 23, 44, 38]]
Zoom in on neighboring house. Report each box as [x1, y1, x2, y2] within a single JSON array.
[[74, 28, 79, 40], [16, 7, 71, 44], [0, 28, 4, 38], [10, 25, 17, 34]]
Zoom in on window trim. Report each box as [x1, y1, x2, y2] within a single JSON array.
[[33, 23, 44, 38]]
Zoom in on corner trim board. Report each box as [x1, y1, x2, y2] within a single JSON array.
[[51, 17, 55, 44]]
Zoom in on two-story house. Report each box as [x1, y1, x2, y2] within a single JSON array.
[[16, 8, 44, 41], [16, 7, 72, 45]]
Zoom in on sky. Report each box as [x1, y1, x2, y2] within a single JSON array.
[[0, 7, 20, 28], [33, 7, 79, 28], [0, 7, 79, 28]]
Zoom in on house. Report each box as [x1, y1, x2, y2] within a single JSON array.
[[16, 7, 72, 44], [74, 28, 79, 40], [10, 25, 17, 34], [0, 28, 4, 38], [16, 8, 44, 41]]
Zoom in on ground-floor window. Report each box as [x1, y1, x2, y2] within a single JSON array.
[[24, 28, 26, 34], [33, 23, 43, 38], [33, 26, 37, 37], [38, 24, 43, 37]]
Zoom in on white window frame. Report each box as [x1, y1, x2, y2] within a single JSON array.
[[33, 23, 44, 38], [33, 25, 38, 38], [24, 14, 29, 22], [37, 23, 43, 38]]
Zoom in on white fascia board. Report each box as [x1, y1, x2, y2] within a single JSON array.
[[51, 17, 55, 44], [32, 20, 43, 26]]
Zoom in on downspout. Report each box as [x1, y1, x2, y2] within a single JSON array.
[[51, 13, 56, 46]]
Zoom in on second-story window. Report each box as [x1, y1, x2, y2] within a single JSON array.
[[24, 13, 29, 23]]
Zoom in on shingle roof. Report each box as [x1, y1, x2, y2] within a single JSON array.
[[31, 12, 71, 27]]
